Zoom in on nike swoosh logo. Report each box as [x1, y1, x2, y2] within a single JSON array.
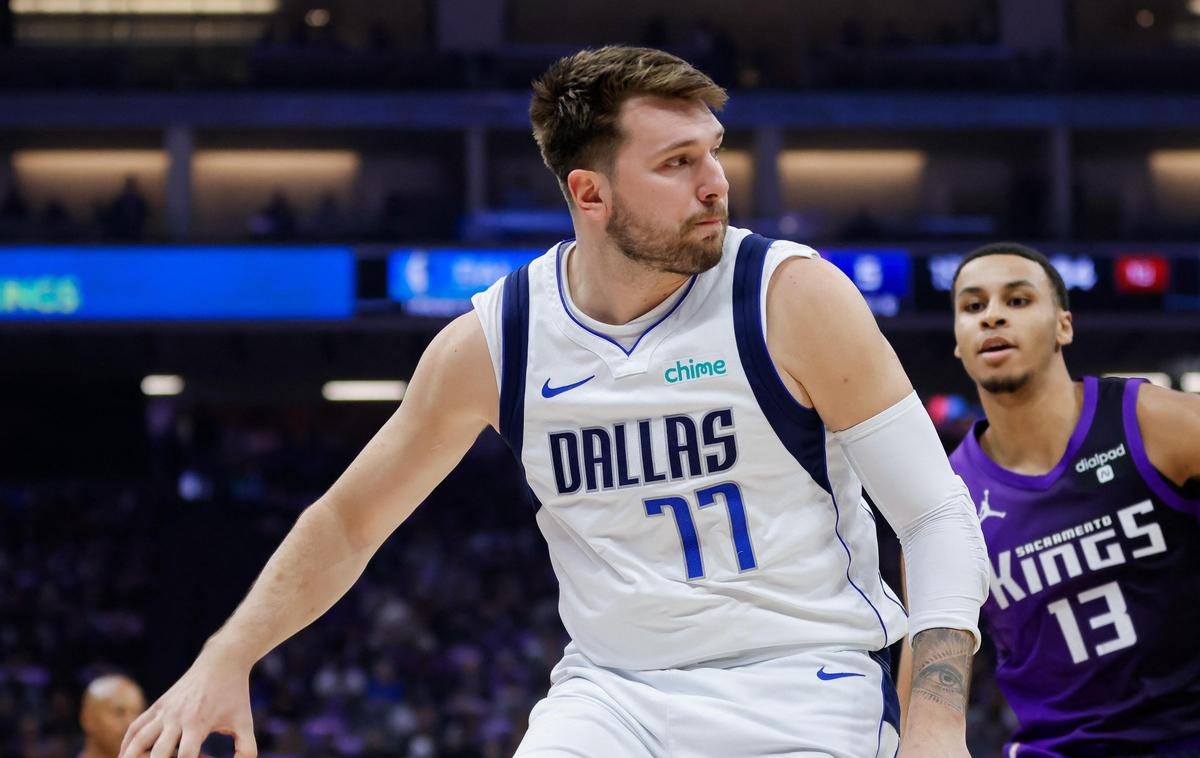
[[816, 667, 865, 681], [541, 375, 595, 398]]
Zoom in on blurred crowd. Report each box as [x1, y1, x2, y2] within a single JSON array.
[[1, 404, 565, 758], [0, 399, 1019, 757], [3, 1, 1200, 93], [0, 178, 152, 243], [0, 177, 465, 244]]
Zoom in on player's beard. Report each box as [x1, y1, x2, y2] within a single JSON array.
[[606, 194, 727, 276], [981, 372, 1032, 394]]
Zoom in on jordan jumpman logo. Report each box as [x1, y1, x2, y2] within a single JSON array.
[[978, 489, 1007, 523]]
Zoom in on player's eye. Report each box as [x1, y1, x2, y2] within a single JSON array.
[[711, 145, 724, 158], [961, 301, 984, 313], [665, 155, 689, 168], [1009, 296, 1030, 307]]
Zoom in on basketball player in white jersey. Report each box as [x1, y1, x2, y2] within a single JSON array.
[[120, 47, 988, 758]]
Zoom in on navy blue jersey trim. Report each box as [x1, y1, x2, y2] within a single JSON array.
[[732, 232, 890, 647], [499, 263, 531, 458], [871, 648, 902, 751], [730, 233, 829, 492]]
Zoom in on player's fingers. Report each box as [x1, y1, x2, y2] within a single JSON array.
[[120, 707, 158, 756], [149, 722, 182, 758], [231, 718, 258, 758], [120, 712, 163, 758], [176, 727, 206, 758]]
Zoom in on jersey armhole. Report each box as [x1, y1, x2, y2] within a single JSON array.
[[1121, 379, 1200, 518], [469, 282, 505, 393], [731, 234, 830, 493]]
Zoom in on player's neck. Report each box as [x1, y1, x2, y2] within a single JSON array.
[[567, 235, 691, 325], [977, 365, 1082, 476], [79, 742, 111, 758]]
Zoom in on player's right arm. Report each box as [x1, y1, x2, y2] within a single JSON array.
[[1138, 381, 1200, 491], [119, 312, 499, 758], [767, 256, 988, 756]]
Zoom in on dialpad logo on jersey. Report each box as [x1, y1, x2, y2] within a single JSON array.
[[663, 356, 727, 385], [1074, 444, 1126, 482]]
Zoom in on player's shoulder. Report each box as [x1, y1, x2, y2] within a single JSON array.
[[1133, 380, 1200, 442], [432, 311, 493, 370], [1134, 381, 1200, 481], [1133, 380, 1200, 421], [764, 239, 867, 320]]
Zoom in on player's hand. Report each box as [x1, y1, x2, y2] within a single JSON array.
[[118, 645, 256, 758]]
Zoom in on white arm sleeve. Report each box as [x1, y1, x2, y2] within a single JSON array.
[[834, 392, 989, 651]]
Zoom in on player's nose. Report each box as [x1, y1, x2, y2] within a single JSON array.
[[980, 302, 1007, 327], [697, 152, 729, 202]]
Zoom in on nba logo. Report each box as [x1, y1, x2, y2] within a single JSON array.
[[1097, 465, 1115, 483]]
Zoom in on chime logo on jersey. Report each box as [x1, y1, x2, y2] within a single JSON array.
[[663, 356, 728, 385]]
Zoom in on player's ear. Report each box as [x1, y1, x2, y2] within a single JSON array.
[[566, 168, 608, 221], [1056, 309, 1074, 347]]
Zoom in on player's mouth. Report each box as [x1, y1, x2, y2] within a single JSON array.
[[690, 207, 728, 227], [978, 337, 1015, 364]]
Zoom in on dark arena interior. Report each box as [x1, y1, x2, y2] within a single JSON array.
[[2, 1, 1200, 756]]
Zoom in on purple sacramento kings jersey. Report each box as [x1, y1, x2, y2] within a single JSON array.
[[950, 376, 1200, 758]]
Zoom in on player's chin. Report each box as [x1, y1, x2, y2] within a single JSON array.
[[694, 244, 724, 272], [666, 248, 722, 276], [978, 368, 1033, 395]]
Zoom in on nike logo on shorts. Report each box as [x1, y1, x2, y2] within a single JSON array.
[[816, 666, 865, 681], [541, 375, 595, 398]]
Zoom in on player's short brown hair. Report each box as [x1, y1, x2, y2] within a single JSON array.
[[530, 46, 727, 191]]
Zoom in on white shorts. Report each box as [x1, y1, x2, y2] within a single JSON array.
[[516, 644, 901, 758]]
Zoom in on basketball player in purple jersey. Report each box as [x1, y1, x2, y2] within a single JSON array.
[[947, 242, 1200, 756]]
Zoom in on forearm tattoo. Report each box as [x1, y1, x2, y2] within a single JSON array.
[[910, 628, 973, 715]]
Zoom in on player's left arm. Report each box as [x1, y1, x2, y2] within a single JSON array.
[[767, 256, 989, 754], [1137, 382, 1200, 488]]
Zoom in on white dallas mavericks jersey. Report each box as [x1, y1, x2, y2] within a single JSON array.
[[471, 226, 907, 670]]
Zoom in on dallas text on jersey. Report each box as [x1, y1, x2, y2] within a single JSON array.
[[547, 408, 737, 495]]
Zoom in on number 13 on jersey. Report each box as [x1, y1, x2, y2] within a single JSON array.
[[1047, 580, 1138, 664], [644, 481, 758, 580]]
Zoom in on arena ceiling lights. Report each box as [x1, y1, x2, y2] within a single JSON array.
[[11, 0, 277, 13]]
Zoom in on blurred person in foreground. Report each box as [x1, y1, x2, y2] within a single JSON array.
[[121, 46, 988, 758], [80, 675, 145, 758], [902, 242, 1200, 757]]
